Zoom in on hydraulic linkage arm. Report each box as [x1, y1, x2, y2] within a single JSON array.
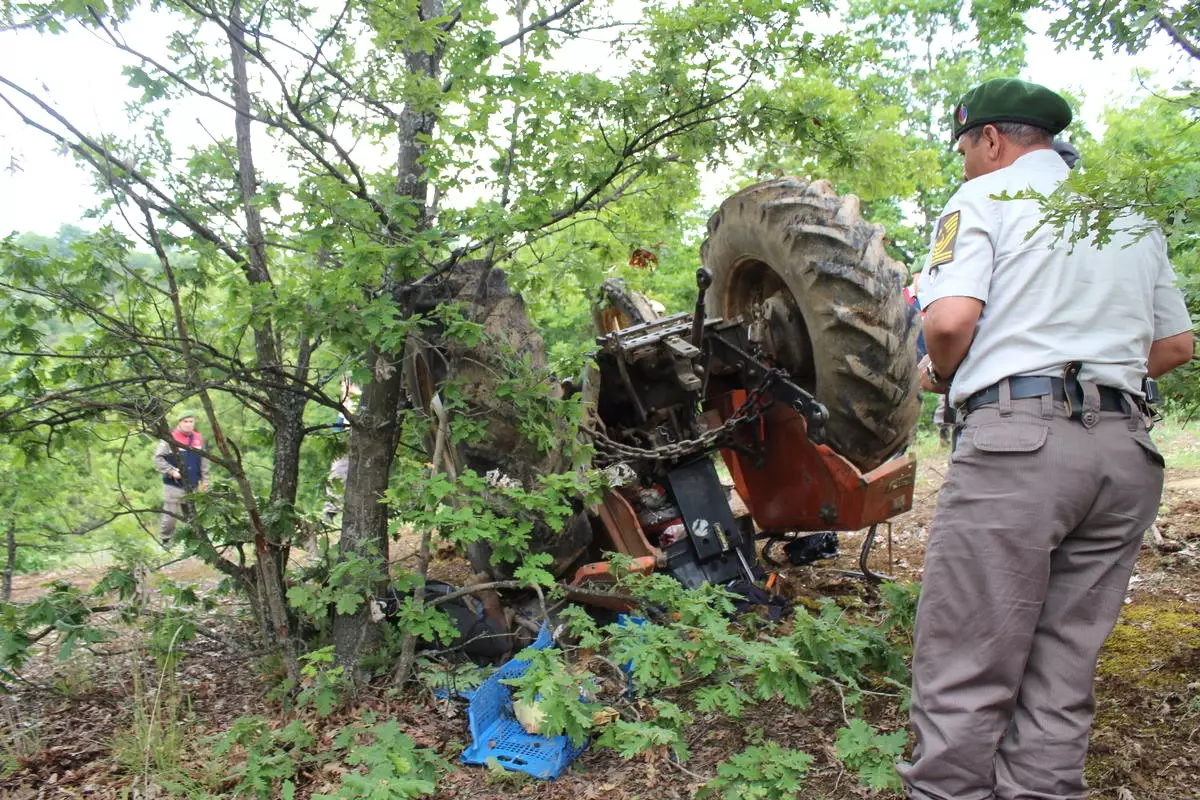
[[688, 266, 830, 448], [703, 330, 830, 447]]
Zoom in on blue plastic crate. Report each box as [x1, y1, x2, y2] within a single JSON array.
[[616, 614, 648, 697], [460, 625, 589, 780]]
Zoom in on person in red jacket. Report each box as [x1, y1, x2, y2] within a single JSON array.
[[153, 410, 210, 547]]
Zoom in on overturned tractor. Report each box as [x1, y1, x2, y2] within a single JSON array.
[[404, 177, 922, 610]]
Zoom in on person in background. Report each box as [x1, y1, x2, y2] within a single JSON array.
[[154, 410, 210, 547], [323, 378, 360, 523], [1052, 137, 1080, 169]]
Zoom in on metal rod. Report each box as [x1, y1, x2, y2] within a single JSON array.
[[859, 524, 883, 583], [610, 335, 649, 423], [886, 522, 893, 575], [691, 267, 712, 350]]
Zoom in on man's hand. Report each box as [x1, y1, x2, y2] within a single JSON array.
[[922, 296, 982, 382], [200, 480, 209, 492], [919, 355, 951, 395], [170, 468, 182, 480]]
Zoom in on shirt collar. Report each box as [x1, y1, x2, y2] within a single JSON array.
[[1012, 148, 1069, 174]]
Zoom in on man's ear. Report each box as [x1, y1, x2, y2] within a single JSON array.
[[982, 124, 1001, 156]]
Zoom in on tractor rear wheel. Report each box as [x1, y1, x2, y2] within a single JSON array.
[[592, 277, 661, 335], [403, 262, 592, 581], [701, 178, 921, 471]]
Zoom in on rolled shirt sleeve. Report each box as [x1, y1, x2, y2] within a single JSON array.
[[916, 190, 995, 308], [1149, 230, 1193, 340]]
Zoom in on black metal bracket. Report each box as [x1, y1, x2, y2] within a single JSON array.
[[691, 267, 712, 350], [707, 332, 830, 445]]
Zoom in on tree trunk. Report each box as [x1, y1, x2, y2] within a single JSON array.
[[208, 0, 301, 682], [259, 393, 309, 667], [331, 352, 408, 670], [331, 0, 445, 675], [270, 390, 309, 555], [3, 525, 14, 602]]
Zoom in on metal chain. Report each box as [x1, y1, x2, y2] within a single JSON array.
[[590, 369, 782, 464]]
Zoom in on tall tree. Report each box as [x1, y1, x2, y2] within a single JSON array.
[[994, 1, 1199, 403], [732, 0, 1029, 266], [999, 0, 1198, 242], [1029, 0, 1199, 60], [0, 0, 876, 676]]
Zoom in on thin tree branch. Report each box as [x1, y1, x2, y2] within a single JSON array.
[[0, 78, 248, 269], [497, 0, 587, 48], [1155, 13, 1200, 60]]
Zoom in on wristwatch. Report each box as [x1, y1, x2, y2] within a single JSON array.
[[925, 360, 947, 387]]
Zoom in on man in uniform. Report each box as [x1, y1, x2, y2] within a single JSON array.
[[154, 410, 210, 546], [908, 134, 1083, 447], [899, 78, 1193, 800]]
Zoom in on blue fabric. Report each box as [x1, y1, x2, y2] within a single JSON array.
[[162, 433, 204, 489], [907, 294, 928, 358]]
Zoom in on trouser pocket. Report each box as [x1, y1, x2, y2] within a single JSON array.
[[952, 420, 1050, 464], [1132, 431, 1166, 467]]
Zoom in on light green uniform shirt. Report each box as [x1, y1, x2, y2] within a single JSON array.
[[917, 149, 1192, 407]]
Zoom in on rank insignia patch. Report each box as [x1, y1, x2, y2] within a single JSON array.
[[930, 210, 961, 267]]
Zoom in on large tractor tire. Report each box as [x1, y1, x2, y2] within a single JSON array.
[[701, 178, 920, 471], [592, 277, 661, 335], [403, 262, 592, 581]]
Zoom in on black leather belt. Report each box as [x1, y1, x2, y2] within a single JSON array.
[[964, 376, 1127, 414]]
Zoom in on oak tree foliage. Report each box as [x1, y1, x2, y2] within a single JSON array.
[[0, 0, 888, 675]]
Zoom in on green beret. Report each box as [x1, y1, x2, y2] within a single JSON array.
[[951, 78, 1072, 140], [175, 409, 199, 423]]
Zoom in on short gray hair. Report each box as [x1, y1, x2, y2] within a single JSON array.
[[966, 121, 1053, 147]]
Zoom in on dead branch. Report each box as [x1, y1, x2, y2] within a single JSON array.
[[423, 579, 640, 609], [137, 608, 250, 652], [393, 404, 452, 687]]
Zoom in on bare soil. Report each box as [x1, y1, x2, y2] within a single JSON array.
[[4, 449, 1200, 799]]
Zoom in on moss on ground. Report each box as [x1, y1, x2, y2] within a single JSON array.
[[1085, 599, 1200, 797], [1097, 599, 1200, 690]]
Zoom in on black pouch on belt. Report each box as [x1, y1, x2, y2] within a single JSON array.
[[1063, 361, 1085, 420], [1138, 377, 1163, 430]]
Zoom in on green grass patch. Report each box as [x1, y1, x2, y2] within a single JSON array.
[[1150, 415, 1200, 468], [908, 430, 948, 464], [909, 406, 1200, 469]]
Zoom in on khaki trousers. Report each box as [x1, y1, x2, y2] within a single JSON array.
[[323, 455, 350, 519], [898, 394, 1164, 800], [160, 483, 189, 540]]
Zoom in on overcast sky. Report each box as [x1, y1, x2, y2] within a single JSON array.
[[0, 6, 1190, 238]]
